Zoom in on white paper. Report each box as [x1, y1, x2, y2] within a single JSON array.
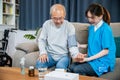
[[44, 71, 79, 80]]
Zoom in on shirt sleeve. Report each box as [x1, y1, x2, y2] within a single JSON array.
[[102, 26, 112, 49], [38, 22, 48, 55], [67, 23, 79, 58]]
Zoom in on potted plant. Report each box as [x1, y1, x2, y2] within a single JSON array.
[[24, 28, 40, 40]]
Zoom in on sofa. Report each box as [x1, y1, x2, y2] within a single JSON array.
[[12, 22, 120, 80]]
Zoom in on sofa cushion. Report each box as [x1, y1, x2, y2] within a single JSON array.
[[24, 51, 39, 68], [72, 23, 89, 44], [72, 23, 89, 54], [100, 58, 120, 80], [12, 50, 26, 67], [114, 37, 120, 58], [16, 42, 39, 53], [110, 23, 120, 37]]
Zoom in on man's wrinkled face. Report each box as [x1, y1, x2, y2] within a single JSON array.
[[51, 9, 65, 27]]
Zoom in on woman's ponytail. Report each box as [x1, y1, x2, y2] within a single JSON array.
[[103, 7, 111, 25]]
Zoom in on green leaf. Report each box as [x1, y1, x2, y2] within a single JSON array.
[[24, 34, 36, 40]]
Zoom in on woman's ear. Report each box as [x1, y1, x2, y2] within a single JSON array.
[[99, 15, 103, 20]]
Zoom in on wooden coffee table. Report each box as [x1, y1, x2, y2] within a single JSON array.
[[0, 67, 106, 80]]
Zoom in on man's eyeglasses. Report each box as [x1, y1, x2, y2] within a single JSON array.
[[52, 17, 64, 21]]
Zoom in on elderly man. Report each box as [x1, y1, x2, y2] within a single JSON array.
[[36, 4, 84, 70]]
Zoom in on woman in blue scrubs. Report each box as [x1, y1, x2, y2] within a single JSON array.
[[68, 3, 116, 77]]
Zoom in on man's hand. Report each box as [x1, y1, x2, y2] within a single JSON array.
[[38, 54, 49, 63], [74, 53, 87, 62]]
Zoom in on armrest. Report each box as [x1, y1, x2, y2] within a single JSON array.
[[15, 42, 39, 53]]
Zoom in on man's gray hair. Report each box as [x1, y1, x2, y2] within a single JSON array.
[[50, 4, 66, 16]]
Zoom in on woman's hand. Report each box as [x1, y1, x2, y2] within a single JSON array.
[[74, 53, 87, 62]]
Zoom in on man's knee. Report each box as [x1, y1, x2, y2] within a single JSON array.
[[56, 64, 68, 69], [35, 60, 48, 69], [56, 61, 69, 69]]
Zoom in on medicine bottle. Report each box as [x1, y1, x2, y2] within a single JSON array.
[[28, 66, 35, 77]]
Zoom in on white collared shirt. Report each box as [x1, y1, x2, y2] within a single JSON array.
[[94, 20, 103, 32]]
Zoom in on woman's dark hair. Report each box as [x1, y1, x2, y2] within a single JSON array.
[[85, 3, 110, 25]]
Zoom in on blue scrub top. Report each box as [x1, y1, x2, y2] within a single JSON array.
[[88, 22, 116, 76]]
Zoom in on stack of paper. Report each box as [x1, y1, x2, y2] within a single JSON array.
[[44, 71, 79, 80]]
